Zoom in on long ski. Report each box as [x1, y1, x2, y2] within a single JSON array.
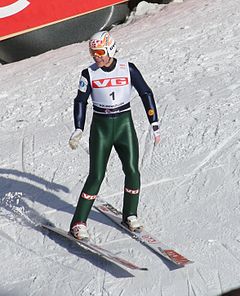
[[42, 224, 147, 271], [94, 201, 193, 267]]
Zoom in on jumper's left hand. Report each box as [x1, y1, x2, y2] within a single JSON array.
[[154, 134, 160, 145], [151, 122, 160, 145]]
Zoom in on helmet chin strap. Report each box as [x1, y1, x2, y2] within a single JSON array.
[[106, 49, 111, 62]]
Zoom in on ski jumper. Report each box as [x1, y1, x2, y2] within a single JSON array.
[[71, 59, 158, 227]]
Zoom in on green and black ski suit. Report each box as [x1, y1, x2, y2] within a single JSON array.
[[71, 58, 158, 227]]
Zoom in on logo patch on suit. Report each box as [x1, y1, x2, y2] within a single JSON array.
[[148, 109, 155, 116], [78, 76, 88, 92]]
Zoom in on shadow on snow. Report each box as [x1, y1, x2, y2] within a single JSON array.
[[0, 168, 135, 277]]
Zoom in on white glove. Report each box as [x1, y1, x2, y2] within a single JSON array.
[[151, 122, 160, 145], [69, 129, 83, 150]]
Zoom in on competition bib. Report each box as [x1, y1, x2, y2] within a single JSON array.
[[88, 60, 132, 109]]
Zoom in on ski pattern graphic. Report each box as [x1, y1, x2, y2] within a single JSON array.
[[42, 224, 147, 271], [95, 201, 193, 267]]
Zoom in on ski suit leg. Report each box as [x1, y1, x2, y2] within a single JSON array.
[[71, 114, 113, 226], [113, 112, 140, 222]]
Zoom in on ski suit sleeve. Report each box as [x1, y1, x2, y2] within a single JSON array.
[[74, 69, 91, 130], [129, 62, 159, 124]]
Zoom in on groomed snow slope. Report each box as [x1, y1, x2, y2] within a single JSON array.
[[1, 0, 240, 295]]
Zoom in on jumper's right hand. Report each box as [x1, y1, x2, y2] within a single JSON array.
[[69, 129, 83, 150]]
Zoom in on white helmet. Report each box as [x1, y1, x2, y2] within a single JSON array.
[[89, 31, 116, 58]]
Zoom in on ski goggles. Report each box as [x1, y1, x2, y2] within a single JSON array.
[[89, 48, 107, 57]]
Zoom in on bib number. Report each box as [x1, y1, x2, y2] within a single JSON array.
[[110, 92, 115, 100]]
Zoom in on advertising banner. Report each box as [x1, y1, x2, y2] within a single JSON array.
[[0, 0, 127, 40]]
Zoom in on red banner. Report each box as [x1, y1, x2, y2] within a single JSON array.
[[0, 0, 127, 40]]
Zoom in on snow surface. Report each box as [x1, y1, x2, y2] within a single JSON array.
[[1, 0, 240, 295]]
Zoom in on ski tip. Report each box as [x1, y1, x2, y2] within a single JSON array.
[[176, 260, 194, 267], [140, 267, 148, 271], [186, 260, 194, 265], [179, 258, 194, 266]]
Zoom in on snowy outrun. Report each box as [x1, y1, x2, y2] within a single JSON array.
[[1, 0, 240, 295]]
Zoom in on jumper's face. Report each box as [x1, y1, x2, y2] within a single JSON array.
[[89, 48, 112, 68], [92, 55, 113, 68]]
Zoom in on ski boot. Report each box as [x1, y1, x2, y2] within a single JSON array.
[[124, 216, 143, 232], [70, 222, 89, 241]]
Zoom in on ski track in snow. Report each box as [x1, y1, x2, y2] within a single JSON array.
[[1, 0, 240, 295]]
